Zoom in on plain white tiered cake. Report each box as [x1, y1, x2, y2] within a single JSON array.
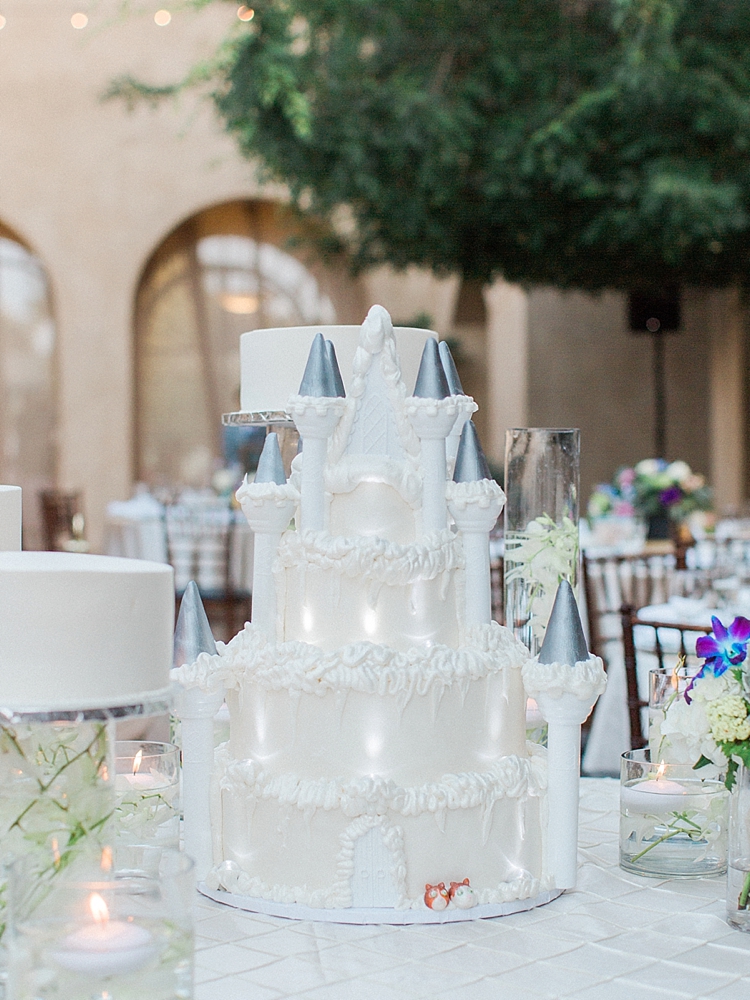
[[176, 306, 605, 921], [0, 551, 174, 712]]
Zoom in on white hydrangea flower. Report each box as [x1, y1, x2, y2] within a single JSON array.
[[705, 696, 750, 743]]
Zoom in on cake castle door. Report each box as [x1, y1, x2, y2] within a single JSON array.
[[350, 825, 397, 907]]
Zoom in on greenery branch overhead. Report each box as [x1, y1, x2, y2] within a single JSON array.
[[108, 0, 750, 289]]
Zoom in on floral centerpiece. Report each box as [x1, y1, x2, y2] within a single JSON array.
[[654, 617, 750, 924], [588, 459, 712, 540]]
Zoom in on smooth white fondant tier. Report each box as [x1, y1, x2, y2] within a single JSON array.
[[240, 325, 434, 414], [208, 626, 528, 785], [211, 744, 548, 909], [0, 551, 174, 710], [276, 528, 463, 650], [0, 485, 22, 551]]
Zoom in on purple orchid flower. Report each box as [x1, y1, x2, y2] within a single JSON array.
[[659, 485, 682, 506], [696, 616, 750, 674], [684, 616, 750, 703]]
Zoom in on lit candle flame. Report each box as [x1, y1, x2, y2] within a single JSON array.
[[132, 749, 143, 775], [99, 763, 109, 782], [51, 838, 60, 867], [656, 761, 667, 780], [101, 846, 113, 872], [89, 892, 109, 925]]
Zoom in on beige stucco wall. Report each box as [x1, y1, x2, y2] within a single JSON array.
[[0, 0, 274, 545]]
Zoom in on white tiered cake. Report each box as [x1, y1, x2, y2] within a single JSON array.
[[175, 306, 574, 921]]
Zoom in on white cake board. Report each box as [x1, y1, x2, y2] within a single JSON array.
[[198, 884, 562, 925]]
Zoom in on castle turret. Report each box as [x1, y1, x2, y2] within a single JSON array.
[[438, 342, 476, 475], [522, 581, 606, 890], [446, 421, 505, 625], [289, 333, 346, 532], [405, 339, 459, 535], [172, 581, 223, 880], [238, 432, 296, 634]]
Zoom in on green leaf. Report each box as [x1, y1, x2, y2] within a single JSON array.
[[693, 754, 714, 770]]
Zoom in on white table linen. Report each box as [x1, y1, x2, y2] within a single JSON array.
[[193, 778, 750, 1000]]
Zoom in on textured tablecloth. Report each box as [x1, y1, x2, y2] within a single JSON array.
[[193, 778, 750, 999]]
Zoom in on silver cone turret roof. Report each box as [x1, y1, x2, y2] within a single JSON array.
[[173, 580, 217, 669], [438, 341, 465, 395], [412, 337, 450, 399], [538, 579, 589, 666], [325, 340, 346, 397], [255, 432, 286, 485], [453, 421, 492, 483], [298, 332, 341, 397]]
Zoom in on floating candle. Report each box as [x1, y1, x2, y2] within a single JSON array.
[[621, 765, 690, 814], [51, 892, 155, 976]]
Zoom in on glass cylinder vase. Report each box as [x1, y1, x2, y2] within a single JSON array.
[[7, 845, 194, 1000], [504, 428, 580, 655], [727, 764, 750, 931], [620, 748, 729, 878], [0, 716, 115, 975]]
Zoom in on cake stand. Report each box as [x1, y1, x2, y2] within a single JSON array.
[[198, 885, 562, 925]]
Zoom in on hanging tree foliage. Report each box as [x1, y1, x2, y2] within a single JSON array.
[[110, 0, 750, 289]]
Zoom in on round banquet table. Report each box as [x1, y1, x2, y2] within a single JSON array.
[[192, 778, 750, 1000]]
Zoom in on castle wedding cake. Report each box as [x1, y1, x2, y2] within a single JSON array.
[[175, 306, 604, 921]]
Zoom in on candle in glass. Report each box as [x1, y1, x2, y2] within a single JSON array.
[[114, 742, 180, 847], [620, 749, 728, 877]]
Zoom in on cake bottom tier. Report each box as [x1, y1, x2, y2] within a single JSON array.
[[207, 745, 550, 910]]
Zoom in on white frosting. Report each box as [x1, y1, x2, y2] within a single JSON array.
[[175, 621, 524, 698], [0, 551, 174, 710], [522, 655, 607, 703], [210, 743, 549, 908], [445, 479, 506, 511], [277, 528, 462, 586], [217, 746, 546, 818], [239, 324, 433, 414], [236, 478, 299, 507]]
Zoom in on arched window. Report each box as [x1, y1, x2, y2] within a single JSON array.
[[0, 223, 56, 549], [135, 201, 342, 489]]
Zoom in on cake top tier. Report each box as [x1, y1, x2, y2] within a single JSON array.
[[240, 323, 435, 414], [0, 551, 174, 712]]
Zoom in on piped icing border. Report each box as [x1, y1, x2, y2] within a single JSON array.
[[276, 528, 463, 584], [522, 655, 607, 702], [215, 743, 547, 822], [445, 479, 506, 510], [172, 621, 529, 698]]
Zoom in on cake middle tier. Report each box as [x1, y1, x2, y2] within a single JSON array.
[[213, 622, 529, 786], [275, 529, 463, 650]]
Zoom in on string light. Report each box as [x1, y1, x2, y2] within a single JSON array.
[[237, 6, 254, 21], [154, 9, 171, 26], [71, 13, 88, 29]]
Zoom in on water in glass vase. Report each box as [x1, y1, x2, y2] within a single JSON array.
[[728, 862, 750, 932]]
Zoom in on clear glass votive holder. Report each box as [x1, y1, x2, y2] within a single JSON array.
[[115, 742, 180, 849], [648, 666, 700, 758], [7, 845, 194, 1000], [620, 749, 729, 878]]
